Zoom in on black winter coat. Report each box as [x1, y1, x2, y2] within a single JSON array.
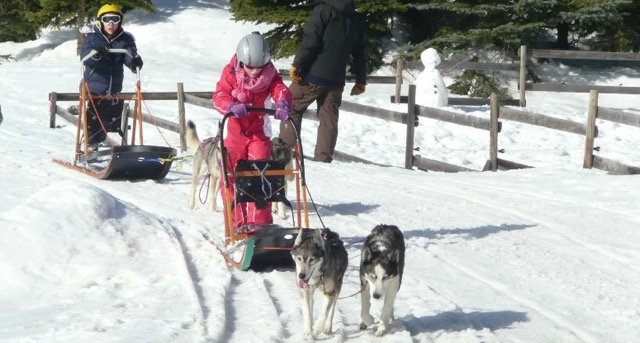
[[80, 25, 139, 95], [293, 0, 367, 87]]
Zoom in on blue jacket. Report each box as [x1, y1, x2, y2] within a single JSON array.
[[80, 25, 139, 95]]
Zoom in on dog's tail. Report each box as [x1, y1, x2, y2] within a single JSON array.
[[186, 120, 201, 152]]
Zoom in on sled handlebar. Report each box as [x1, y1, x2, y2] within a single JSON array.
[[81, 48, 133, 63], [81, 48, 140, 81], [219, 108, 305, 186]]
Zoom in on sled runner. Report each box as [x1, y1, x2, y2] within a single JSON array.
[[218, 110, 310, 271], [53, 48, 176, 180]]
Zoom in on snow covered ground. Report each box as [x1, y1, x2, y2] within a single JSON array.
[[1, 1, 640, 342]]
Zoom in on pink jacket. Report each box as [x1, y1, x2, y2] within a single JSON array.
[[213, 55, 292, 139]]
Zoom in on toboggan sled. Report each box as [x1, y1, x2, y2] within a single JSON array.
[[53, 48, 176, 180]]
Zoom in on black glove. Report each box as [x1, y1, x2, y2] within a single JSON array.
[[130, 55, 143, 73], [93, 46, 110, 59]]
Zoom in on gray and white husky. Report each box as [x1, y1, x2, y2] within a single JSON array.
[[186, 120, 221, 212], [359, 224, 405, 336], [290, 228, 348, 337]]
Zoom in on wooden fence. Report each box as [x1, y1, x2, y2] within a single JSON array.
[[48, 84, 412, 166], [401, 84, 640, 175], [49, 84, 211, 152], [584, 90, 640, 174], [392, 45, 640, 107], [49, 80, 640, 175]]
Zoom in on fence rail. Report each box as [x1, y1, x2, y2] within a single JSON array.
[[403, 84, 639, 175], [49, 77, 640, 174], [529, 49, 640, 61], [392, 45, 640, 107]]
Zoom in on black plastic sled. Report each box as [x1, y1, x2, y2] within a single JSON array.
[[55, 145, 176, 180], [53, 48, 177, 181]]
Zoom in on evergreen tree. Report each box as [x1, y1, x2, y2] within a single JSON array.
[[230, 0, 406, 71], [25, 0, 154, 29], [549, 0, 631, 50], [400, 0, 632, 60], [1, 1, 154, 54], [400, 0, 553, 59], [0, 0, 41, 42], [618, 1, 640, 52]]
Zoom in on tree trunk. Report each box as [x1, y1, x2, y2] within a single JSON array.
[[556, 21, 569, 50], [76, 0, 86, 56]]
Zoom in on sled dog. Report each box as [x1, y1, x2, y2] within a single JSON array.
[[270, 137, 294, 219], [291, 228, 348, 337], [186, 120, 221, 212], [359, 224, 405, 336]]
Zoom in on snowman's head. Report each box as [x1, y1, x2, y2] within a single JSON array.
[[421, 48, 442, 70]]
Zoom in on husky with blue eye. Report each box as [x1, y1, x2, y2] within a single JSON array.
[[359, 224, 405, 336]]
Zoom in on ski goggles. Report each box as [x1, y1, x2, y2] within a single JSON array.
[[239, 61, 268, 70], [100, 15, 121, 25]]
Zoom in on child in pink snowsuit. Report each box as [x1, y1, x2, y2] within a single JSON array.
[[212, 32, 292, 229]]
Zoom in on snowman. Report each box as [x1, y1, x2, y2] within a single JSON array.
[[414, 48, 448, 108]]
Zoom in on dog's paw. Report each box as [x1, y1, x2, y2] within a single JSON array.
[[313, 321, 332, 336], [359, 314, 374, 329], [272, 202, 287, 219], [375, 325, 387, 337]]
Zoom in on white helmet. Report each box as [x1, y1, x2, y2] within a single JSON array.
[[236, 32, 270, 68]]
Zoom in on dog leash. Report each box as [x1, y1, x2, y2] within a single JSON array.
[[198, 171, 212, 205], [336, 285, 365, 300], [316, 274, 365, 300]]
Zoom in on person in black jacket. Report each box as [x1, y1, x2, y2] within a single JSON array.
[[80, 3, 143, 147], [279, 0, 367, 163]]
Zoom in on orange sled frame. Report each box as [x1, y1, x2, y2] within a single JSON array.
[[53, 48, 176, 180], [218, 111, 310, 271]]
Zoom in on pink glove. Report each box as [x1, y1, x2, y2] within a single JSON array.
[[275, 99, 291, 121], [228, 103, 248, 118]]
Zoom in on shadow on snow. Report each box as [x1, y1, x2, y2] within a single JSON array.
[[403, 310, 529, 334]]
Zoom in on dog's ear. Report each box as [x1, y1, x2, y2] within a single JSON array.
[[387, 248, 399, 263], [362, 245, 372, 262], [216, 120, 222, 137], [294, 228, 304, 247], [313, 229, 325, 251]]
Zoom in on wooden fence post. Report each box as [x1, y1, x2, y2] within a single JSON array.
[[49, 92, 57, 128], [395, 58, 404, 104], [519, 45, 527, 107], [405, 84, 417, 169], [177, 82, 186, 152], [584, 90, 598, 168], [489, 93, 499, 171]]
